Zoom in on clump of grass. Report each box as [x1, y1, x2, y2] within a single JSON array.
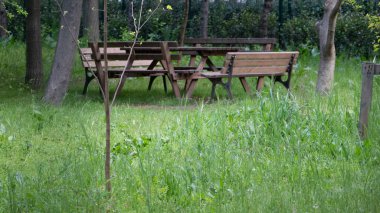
[[0, 43, 379, 212]]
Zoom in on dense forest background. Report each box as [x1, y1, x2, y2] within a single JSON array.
[[2, 0, 379, 57]]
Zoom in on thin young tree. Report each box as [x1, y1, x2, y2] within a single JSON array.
[[43, 0, 83, 105], [259, 0, 273, 38], [178, 0, 189, 46], [200, 0, 209, 38], [0, 0, 7, 38], [25, 0, 43, 89], [316, 0, 343, 94]]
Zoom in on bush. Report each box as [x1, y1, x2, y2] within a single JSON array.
[[282, 16, 319, 50], [335, 13, 375, 57]]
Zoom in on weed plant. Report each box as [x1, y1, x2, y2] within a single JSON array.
[[0, 44, 379, 212]]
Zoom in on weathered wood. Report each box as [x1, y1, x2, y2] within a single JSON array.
[[358, 63, 379, 139], [81, 42, 179, 95], [91, 41, 179, 48], [201, 51, 298, 98]]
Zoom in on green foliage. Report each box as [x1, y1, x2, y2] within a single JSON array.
[[367, 13, 380, 54], [335, 13, 375, 57], [282, 16, 318, 50]]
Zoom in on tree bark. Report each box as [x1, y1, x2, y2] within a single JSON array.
[[178, 0, 189, 46], [82, 0, 89, 37], [287, 0, 293, 19], [316, 0, 343, 94], [43, 0, 83, 105], [0, 0, 7, 38], [82, 0, 99, 42], [25, 0, 43, 89], [278, 0, 285, 48], [87, 0, 99, 42], [200, 0, 209, 38], [259, 0, 273, 38]]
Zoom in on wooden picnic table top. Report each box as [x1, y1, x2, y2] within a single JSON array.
[[120, 46, 243, 52]]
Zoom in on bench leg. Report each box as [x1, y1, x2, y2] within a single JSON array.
[[211, 80, 218, 100], [148, 75, 168, 94], [83, 73, 95, 95], [147, 76, 158, 91], [209, 78, 232, 100], [275, 76, 291, 90], [162, 75, 168, 94], [239, 77, 251, 94]]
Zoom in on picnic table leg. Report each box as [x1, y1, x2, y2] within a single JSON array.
[[256, 76, 265, 92], [239, 77, 251, 94], [114, 77, 127, 97], [169, 79, 181, 98], [358, 63, 375, 139], [185, 79, 198, 99]]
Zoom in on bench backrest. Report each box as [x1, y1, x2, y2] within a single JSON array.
[[184, 38, 276, 51], [222, 51, 299, 75]]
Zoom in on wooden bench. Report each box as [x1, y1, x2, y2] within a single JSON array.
[[200, 51, 299, 99], [79, 41, 179, 95]]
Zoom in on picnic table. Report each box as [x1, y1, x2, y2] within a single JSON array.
[[120, 45, 243, 98]]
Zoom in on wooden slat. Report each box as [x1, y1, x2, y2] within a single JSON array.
[[82, 60, 154, 68], [90, 41, 178, 48], [232, 66, 289, 74], [184, 38, 276, 45], [227, 58, 291, 67], [226, 52, 298, 60], [201, 71, 286, 78]]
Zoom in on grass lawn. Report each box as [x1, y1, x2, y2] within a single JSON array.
[[0, 43, 379, 212]]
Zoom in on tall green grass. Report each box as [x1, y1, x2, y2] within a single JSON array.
[[0, 43, 379, 212]]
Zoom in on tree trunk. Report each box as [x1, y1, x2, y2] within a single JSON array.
[[259, 0, 273, 38], [87, 0, 99, 42], [81, 0, 89, 37], [278, 0, 285, 48], [287, 0, 293, 18], [25, 0, 43, 89], [0, 0, 7, 38], [200, 0, 209, 38], [43, 0, 83, 105], [178, 0, 189, 46], [316, 0, 343, 94]]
